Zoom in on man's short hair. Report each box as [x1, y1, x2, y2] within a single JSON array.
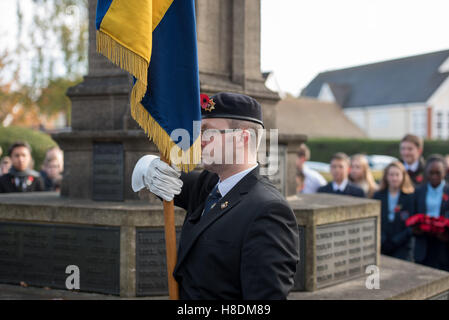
[[401, 134, 423, 150], [296, 144, 310, 160], [331, 152, 350, 164], [8, 141, 32, 157]]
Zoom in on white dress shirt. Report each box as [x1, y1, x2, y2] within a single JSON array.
[[404, 160, 419, 172], [217, 164, 259, 197], [332, 179, 349, 192]]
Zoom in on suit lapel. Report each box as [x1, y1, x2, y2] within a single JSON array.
[[175, 168, 259, 272]]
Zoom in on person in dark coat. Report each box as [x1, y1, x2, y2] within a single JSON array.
[[0, 141, 44, 193], [412, 155, 449, 271], [132, 92, 299, 300], [317, 152, 365, 198], [39, 146, 64, 191], [400, 134, 425, 187], [373, 161, 415, 261]]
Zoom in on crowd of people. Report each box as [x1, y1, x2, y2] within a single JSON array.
[[1, 133, 449, 273], [0, 141, 63, 193], [293, 134, 449, 272]]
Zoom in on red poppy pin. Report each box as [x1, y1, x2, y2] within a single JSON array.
[[394, 205, 402, 213], [200, 94, 215, 112], [443, 194, 449, 202], [27, 176, 34, 186], [416, 175, 423, 183]]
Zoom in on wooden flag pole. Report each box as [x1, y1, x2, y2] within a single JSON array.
[[161, 155, 180, 300]]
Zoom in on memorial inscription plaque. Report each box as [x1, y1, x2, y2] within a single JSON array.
[[92, 142, 124, 201], [314, 218, 377, 289], [0, 222, 120, 294], [136, 228, 181, 296]]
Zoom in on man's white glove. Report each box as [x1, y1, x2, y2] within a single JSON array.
[[131, 155, 183, 201]]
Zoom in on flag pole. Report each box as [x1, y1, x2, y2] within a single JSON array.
[[161, 155, 180, 300]]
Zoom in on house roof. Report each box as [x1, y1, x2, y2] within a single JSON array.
[[275, 97, 366, 138], [301, 49, 449, 108]]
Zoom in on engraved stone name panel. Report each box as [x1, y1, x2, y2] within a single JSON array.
[[314, 218, 377, 289], [136, 228, 181, 296], [0, 222, 120, 294], [92, 142, 124, 201]]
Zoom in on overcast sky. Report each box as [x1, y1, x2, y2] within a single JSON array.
[[261, 0, 449, 95], [1, 0, 449, 95]]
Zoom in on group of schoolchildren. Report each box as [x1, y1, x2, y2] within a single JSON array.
[[0, 141, 63, 193], [294, 134, 449, 272]]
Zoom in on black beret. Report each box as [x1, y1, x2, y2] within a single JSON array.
[[201, 92, 264, 127]]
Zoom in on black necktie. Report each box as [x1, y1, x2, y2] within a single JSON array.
[[16, 176, 26, 192], [202, 184, 222, 217]]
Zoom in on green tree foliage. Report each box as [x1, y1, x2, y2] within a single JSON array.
[[0, 0, 88, 128], [0, 126, 57, 170]]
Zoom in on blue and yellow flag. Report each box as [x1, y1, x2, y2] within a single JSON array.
[[96, 0, 201, 171]]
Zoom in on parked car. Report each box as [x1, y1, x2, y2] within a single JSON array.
[[366, 155, 398, 171], [305, 161, 330, 173]]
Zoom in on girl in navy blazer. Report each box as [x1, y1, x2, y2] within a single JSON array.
[[413, 155, 449, 271], [373, 161, 415, 261]]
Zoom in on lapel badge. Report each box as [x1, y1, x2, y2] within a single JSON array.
[[221, 201, 228, 209], [205, 98, 215, 112]]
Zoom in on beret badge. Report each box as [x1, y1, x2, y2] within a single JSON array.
[[200, 93, 215, 112]]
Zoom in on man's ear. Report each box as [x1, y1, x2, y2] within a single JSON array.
[[241, 129, 251, 145]]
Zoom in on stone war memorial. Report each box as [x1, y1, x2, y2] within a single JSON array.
[[1, 0, 449, 300]]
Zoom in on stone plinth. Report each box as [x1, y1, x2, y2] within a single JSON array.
[[2, 193, 449, 300], [0, 192, 379, 297], [290, 194, 381, 292], [0, 192, 186, 297], [2, 256, 448, 300], [289, 255, 449, 300]]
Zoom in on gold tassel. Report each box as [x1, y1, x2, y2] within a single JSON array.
[[96, 30, 148, 82], [97, 30, 201, 172], [131, 101, 201, 172]]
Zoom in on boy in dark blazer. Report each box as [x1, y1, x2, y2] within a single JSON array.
[[0, 141, 44, 193], [318, 153, 365, 198], [412, 155, 449, 271], [400, 134, 425, 187]]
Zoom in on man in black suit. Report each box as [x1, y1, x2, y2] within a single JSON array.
[[318, 152, 365, 198], [0, 141, 44, 193], [132, 92, 299, 299], [400, 134, 425, 187]]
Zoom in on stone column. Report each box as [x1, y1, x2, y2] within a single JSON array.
[[196, 0, 280, 130]]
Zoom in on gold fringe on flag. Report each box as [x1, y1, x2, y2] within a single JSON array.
[[96, 30, 200, 172], [131, 101, 201, 172]]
